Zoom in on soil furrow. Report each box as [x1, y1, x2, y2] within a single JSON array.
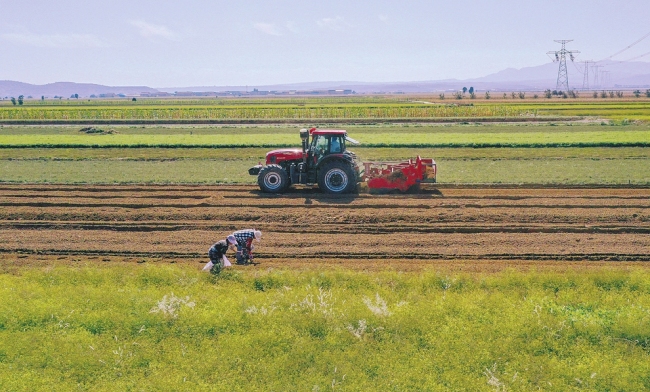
[[2, 184, 648, 268]]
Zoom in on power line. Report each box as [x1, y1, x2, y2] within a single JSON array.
[[599, 30, 650, 62], [621, 50, 650, 62], [547, 40, 580, 92]]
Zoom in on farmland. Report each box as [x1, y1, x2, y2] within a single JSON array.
[[1, 98, 649, 390], [1, 184, 650, 390], [1, 123, 649, 184]]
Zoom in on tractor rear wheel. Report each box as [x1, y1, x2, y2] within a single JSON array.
[[258, 164, 289, 193], [318, 161, 356, 194]]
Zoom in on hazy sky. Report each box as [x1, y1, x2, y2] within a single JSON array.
[[1, 0, 649, 87]]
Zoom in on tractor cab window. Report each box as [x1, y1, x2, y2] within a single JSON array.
[[330, 136, 343, 153], [312, 134, 345, 156], [312, 135, 329, 156]]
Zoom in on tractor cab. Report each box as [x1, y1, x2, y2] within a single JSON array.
[[308, 129, 357, 165]]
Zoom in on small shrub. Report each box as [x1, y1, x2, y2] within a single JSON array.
[[149, 293, 195, 318], [363, 293, 392, 317]]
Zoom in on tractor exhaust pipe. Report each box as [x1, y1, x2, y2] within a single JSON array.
[[299, 128, 309, 184], [300, 128, 309, 160]]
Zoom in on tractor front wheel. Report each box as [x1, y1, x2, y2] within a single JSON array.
[[258, 164, 289, 193], [318, 161, 356, 194]]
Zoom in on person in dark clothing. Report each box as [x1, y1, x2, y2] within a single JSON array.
[[203, 235, 238, 273]]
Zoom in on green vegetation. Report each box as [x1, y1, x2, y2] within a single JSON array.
[[2, 99, 650, 122], [1, 263, 649, 390], [1, 124, 649, 148], [1, 155, 649, 185], [0, 104, 529, 121], [0, 124, 648, 184]]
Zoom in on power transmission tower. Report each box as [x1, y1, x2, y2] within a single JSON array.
[[592, 65, 604, 89], [581, 60, 595, 90], [547, 40, 580, 92], [602, 71, 611, 88]]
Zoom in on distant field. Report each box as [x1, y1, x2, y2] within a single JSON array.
[[0, 104, 530, 121], [1, 124, 649, 148], [1, 98, 649, 122]]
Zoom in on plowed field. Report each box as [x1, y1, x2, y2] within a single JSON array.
[[1, 184, 649, 271]]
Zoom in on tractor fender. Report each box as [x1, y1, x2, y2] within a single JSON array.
[[315, 155, 354, 170]]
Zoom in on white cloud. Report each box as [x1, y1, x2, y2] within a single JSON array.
[[130, 20, 178, 41], [0, 32, 106, 48], [317, 16, 349, 31], [285, 22, 299, 34], [254, 23, 282, 36]]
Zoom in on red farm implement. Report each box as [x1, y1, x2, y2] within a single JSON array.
[[363, 156, 436, 193]]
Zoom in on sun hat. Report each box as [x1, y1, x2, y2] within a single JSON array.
[[227, 235, 237, 245], [254, 230, 262, 240]]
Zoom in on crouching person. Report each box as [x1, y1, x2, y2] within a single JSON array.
[[203, 235, 238, 274], [232, 229, 262, 265]]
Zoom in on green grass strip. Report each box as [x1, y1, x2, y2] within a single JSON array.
[[1, 131, 648, 148]]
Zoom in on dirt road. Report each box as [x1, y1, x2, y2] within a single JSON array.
[[1, 184, 648, 271]]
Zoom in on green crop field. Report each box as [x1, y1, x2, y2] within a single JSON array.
[[1, 124, 648, 184], [2, 98, 650, 122], [1, 263, 649, 391], [0, 104, 531, 121], [2, 154, 649, 185], [1, 124, 649, 148]]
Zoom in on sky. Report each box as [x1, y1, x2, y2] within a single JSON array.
[[1, 0, 649, 87]]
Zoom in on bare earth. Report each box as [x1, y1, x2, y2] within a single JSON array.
[[1, 184, 648, 272]]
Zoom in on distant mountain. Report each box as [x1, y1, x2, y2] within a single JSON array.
[[2, 60, 649, 97], [159, 60, 650, 93], [0, 81, 159, 98], [465, 60, 650, 90]]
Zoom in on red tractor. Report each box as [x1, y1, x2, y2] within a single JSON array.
[[249, 128, 436, 194]]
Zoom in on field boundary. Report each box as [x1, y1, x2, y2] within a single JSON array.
[[3, 142, 648, 149], [1, 248, 648, 261], [1, 183, 649, 190], [0, 116, 582, 125]]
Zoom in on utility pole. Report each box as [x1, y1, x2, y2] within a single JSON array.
[[547, 40, 580, 92], [580, 60, 595, 90]]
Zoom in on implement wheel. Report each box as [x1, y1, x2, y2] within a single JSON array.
[[258, 164, 289, 193], [318, 161, 356, 194]]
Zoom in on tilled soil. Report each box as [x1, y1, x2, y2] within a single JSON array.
[[1, 184, 648, 271]]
